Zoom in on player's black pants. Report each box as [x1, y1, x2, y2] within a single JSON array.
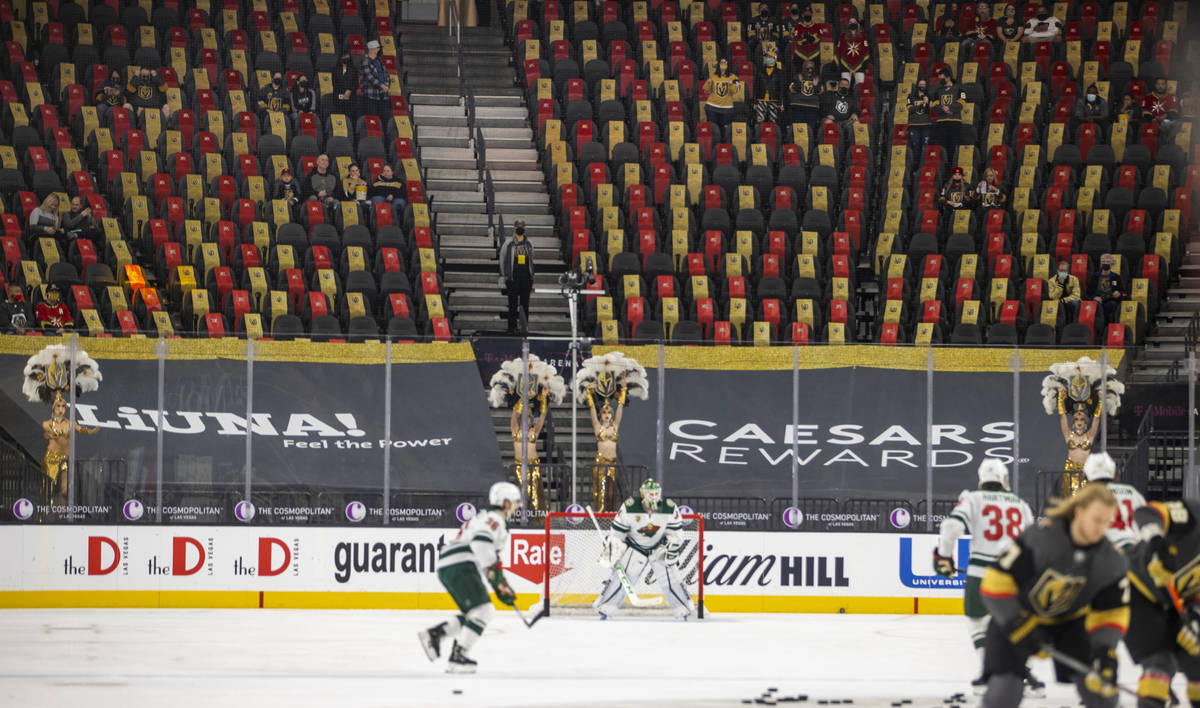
[[983, 616, 1090, 684]]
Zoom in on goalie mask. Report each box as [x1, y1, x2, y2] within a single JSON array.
[[977, 458, 1010, 490], [639, 478, 662, 511], [1083, 452, 1117, 482]]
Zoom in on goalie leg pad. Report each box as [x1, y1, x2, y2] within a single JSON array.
[[593, 550, 647, 616], [652, 559, 695, 619]]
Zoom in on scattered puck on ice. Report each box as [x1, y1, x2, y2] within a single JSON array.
[[452, 690, 462, 695], [768, 688, 779, 692]]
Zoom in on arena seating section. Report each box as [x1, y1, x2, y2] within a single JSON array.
[[507, 0, 1195, 347], [0, 0, 440, 342], [0, 0, 1194, 347]]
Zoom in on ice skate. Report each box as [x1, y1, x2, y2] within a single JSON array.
[[446, 641, 477, 674], [417, 622, 447, 662], [970, 674, 987, 696], [1022, 669, 1045, 698]]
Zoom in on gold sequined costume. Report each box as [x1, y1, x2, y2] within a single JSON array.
[[592, 448, 618, 512]]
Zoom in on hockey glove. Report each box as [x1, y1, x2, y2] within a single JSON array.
[[1083, 648, 1119, 698], [1005, 615, 1051, 657], [931, 549, 956, 578], [599, 536, 624, 569], [666, 542, 682, 567], [1178, 611, 1200, 656], [487, 562, 516, 606]]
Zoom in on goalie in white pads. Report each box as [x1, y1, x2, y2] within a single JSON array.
[[1081, 452, 1145, 549], [934, 459, 1035, 694], [417, 482, 521, 673], [593, 479, 695, 620]]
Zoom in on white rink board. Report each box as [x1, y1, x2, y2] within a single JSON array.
[[0, 526, 975, 605]]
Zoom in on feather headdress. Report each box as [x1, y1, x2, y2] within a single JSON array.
[[572, 351, 649, 402], [1040, 356, 1124, 416], [22, 344, 103, 404], [487, 354, 567, 409]]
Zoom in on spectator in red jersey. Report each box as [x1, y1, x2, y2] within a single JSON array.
[[35, 285, 72, 334], [1142, 77, 1180, 143], [835, 17, 870, 85], [790, 3, 823, 66], [961, 2, 997, 59]]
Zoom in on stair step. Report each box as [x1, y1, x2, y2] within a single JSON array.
[[444, 272, 566, 288], [410, 93, 463, 106], [488, 168, 547, 186], [471, 92, 526, 106], [421, 147, 478, 170], [483, 148, 541, 169], [412, 105, 468, 121]]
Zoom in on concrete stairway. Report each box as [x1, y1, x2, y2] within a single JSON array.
[[398, 24, 570, 336], [1130, 236, 1200, 383]]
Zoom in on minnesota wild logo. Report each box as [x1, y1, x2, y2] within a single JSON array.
[[637, 523, 661, 537]]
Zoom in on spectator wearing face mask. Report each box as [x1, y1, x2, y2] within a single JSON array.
[[95, 69, 129, 121], [331, 51, 359, 122], [787, 59, 823, 135], [754, 48, 785, 125], [930, 67, 965, 153], [939, 167, 975, 212], [820, 76, 858, 128], [499, 219, 535, 335], [790, 3, 823, 65], [748, 4, 781, 47], [291, 75, 317, 122], [702, 57, 741, 139], [1022, 2, 1062, 43], [835, 17, 870, 85], [0, 283, 32, 335], [1047, 260, 1081, 322], [907, 79, 933, 151], [259, 72, 292, 122], [1073, 83, 1110, 137], [1092, 254, 1124, 325]]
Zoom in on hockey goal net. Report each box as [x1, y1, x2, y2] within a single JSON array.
[[542, 511, 704, 618]]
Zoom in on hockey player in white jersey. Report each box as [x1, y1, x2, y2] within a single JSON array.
[[934, 459, 1035, 694], [417, 481, 522, 673], [593, 479, 695, 620], [1081, 451, 1145, 549]]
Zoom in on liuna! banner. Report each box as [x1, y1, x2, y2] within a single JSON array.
[[0, 339, 504, 524]]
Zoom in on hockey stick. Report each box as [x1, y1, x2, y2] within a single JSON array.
[[510, 601, 547, 628], [1039, 645, 1139, 699], [584, 505, 664, 608]]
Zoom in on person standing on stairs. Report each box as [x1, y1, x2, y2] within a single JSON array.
[[499, 219, 535, 335]]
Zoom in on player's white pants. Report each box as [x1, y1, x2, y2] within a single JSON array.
[[593, 545, 694, 619]]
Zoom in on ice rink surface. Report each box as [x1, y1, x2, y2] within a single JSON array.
[[0, 609, 1184, 707]]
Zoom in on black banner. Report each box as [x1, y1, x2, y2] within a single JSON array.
[[1118, 382, 1197, 434], [612, 348, 1118, 508], [0, 341, 503, 524], [470, 335, 590, 386]]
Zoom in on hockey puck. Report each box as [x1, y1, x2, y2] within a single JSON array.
[[452, 690, 462, 695]]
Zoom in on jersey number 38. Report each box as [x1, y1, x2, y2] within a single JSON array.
[[981, 505, 1024, 541]]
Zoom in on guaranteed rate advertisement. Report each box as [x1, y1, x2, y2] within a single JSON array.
[[611, 346, 1124, 503], [0, 339, 502, 524], [0, 524, 973, 613]]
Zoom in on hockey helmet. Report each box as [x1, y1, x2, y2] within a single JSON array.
[[977, 458, 1010, 490], [639, 478, 662, 510], [1083, 452, 1116, 482], [489, 481, 523, 511]]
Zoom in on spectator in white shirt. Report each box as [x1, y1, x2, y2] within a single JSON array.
[[1022, 3, 1062, 42]]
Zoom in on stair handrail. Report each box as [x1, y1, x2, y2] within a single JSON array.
[[446, 0, 462, 47], [483, 168, 497, 246], [1186, 310, 1199, 354]]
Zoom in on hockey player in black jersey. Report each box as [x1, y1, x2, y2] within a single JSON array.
[[1124, 498, 1200, 708], [979, 483, 1129, 708]]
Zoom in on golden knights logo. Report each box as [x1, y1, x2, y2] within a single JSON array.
[[712, 79, 734, 98], [800, 79, 817, 97], [1028, 568, 1087, 616], [138, 85, 153, 100]]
